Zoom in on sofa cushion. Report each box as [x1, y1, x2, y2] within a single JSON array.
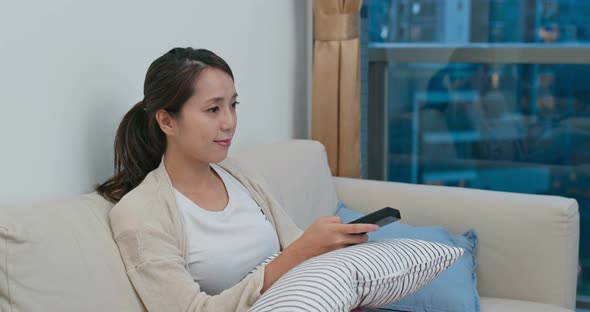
[[231, 140, 339, 229], [249, 239, 464, 311], [0, 193, 145, 312]]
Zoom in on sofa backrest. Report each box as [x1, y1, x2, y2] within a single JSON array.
[[231, 139, 339, 229], [0, 193, 145, 312], [0, 140, 337, 311]]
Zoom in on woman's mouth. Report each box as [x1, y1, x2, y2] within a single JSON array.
[[214, 139, 232, 147]]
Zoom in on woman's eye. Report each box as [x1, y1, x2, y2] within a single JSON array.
[[208, 106, 219, 113], [232, 101, 240, 109]]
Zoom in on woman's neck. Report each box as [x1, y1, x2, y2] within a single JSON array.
[[163, 149, 214, 194]]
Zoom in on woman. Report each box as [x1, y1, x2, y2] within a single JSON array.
[[97, 47, 378, 312]]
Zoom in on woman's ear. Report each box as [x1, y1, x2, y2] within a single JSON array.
[[155, 110, 177, 136]]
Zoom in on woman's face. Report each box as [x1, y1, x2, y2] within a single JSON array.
[[168, 67, 238, 164]]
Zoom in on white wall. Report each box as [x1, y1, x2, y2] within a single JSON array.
[[0, 0, 311, 205]]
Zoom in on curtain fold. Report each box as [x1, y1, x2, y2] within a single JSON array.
[[312, 0, 362, 178]]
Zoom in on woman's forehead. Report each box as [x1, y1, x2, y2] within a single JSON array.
[[192, 67, 236, 99]]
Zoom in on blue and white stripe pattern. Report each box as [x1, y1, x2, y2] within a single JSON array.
[[249, 239, 464, 312]]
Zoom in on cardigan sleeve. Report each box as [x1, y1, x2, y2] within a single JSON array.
[[112, 224, 267, 312]]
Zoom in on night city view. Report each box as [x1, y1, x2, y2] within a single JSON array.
[[363, 0, 590, 304]]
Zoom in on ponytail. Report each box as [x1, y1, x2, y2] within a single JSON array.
[[96, 100, 166, 203]]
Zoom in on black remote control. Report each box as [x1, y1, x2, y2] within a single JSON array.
[[348, 207, 401, 228]]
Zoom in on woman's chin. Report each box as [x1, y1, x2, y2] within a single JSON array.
[[209, 151, 229, 163]]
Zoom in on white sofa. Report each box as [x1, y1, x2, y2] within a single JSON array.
[[0, 140, 579, 312]]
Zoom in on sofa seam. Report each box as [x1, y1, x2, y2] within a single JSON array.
[[0, 226, 13, 312], [83, 195, 114, 235]]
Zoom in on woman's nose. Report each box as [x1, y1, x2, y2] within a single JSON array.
[[220, 108, 236, 130]]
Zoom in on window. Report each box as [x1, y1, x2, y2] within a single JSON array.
[[362, 0, 590, 306]]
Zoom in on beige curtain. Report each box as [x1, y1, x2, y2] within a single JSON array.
[[312, 0, 362, 178]]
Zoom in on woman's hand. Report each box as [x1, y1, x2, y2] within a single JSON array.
[[287, 216, 380, 260]]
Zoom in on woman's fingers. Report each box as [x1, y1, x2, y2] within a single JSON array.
[[341, 223, 380, 234], [298, 217, 379, 256], [315, 215, 343, 224], [347, 233, 369, 245]]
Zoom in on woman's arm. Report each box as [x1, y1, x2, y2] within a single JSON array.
[[260, 216, 379, 294]]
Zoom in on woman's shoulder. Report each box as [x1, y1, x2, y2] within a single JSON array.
[[109, 168, 174, 236]]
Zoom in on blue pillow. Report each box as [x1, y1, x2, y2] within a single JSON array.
[[336, 202, 480, 312]]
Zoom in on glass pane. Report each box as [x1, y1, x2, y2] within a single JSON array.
[[385, 61, 590, 296], [369, 0, 590, 44]]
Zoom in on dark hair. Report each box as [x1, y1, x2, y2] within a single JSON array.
[[96, 47, 234, 203]]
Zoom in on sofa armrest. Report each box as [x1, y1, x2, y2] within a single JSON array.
[[333, 177, 579, 310]]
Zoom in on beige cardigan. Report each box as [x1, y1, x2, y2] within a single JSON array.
[[109, 157, 303, 312]]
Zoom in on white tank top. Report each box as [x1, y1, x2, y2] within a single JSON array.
[[174, 163, 280, 295]]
